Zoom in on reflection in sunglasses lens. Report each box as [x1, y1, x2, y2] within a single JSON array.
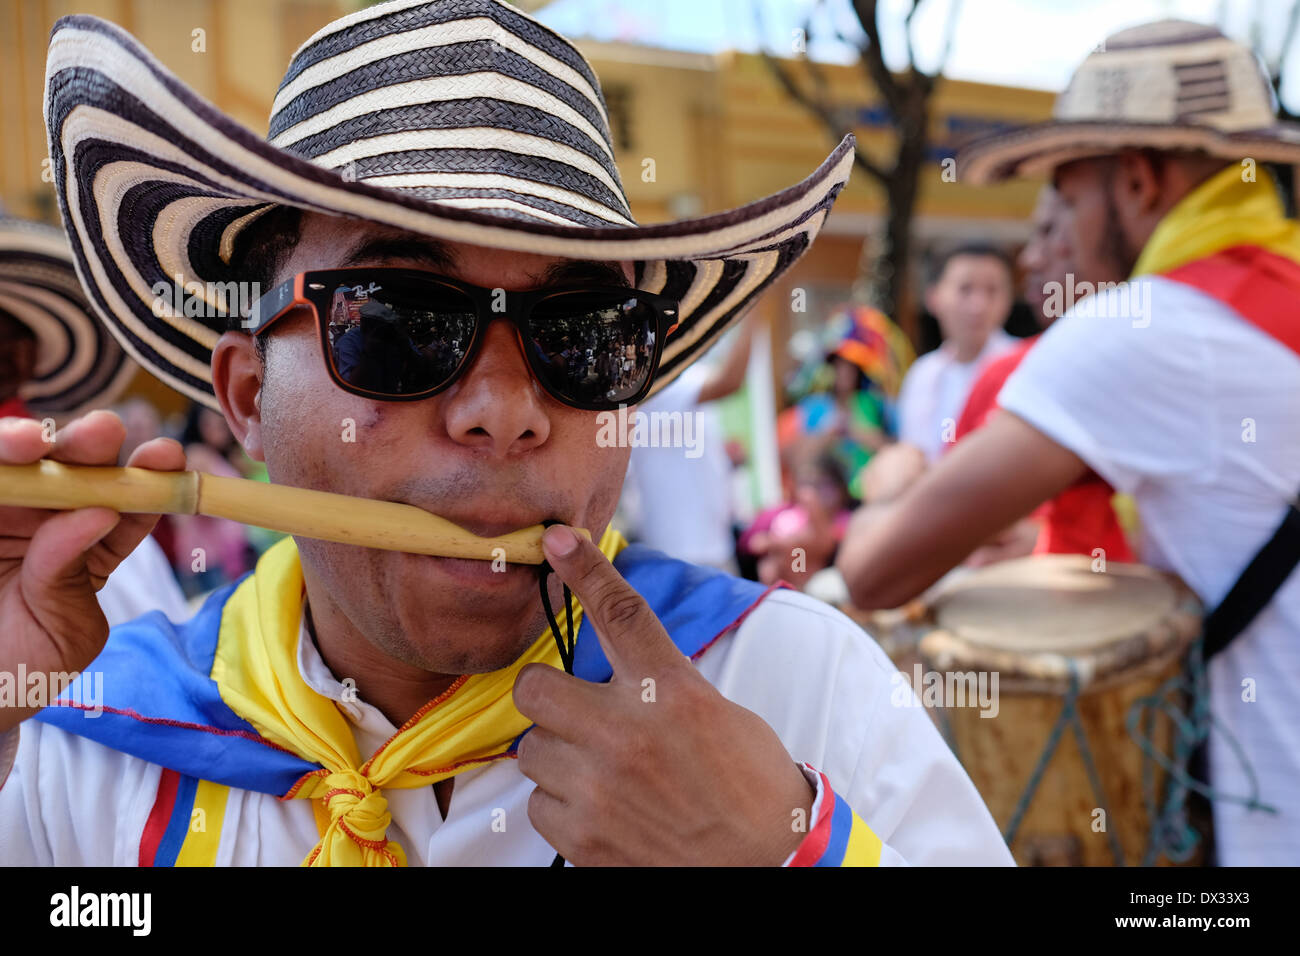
[[529, 293, 656, 407], [326, 281, 476, 395]]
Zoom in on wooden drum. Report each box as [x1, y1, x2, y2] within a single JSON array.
[[916, 555, 1202, 866]]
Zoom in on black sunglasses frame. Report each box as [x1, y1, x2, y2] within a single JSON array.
[[246, 267, 680, 411]]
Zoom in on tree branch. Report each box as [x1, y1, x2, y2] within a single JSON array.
[[932, 0, 962, 79], [851, 0, 905, 118], [903, 0, 921, 76]]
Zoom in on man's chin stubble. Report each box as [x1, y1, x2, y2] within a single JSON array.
[[365, 597, 553, 676]]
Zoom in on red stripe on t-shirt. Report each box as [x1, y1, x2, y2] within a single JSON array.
[[138, 767, 180, 867]]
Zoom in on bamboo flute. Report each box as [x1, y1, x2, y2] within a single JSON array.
[[0, 461, 586, 564]]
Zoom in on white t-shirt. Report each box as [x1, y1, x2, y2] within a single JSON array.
[[897, 330, 1017, 462], [998, 276, 1300, 866], [624, 363, 736, 569], [1, 588, 1014, 866]]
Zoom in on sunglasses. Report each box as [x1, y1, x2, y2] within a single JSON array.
[[246, 268, 680, 411]]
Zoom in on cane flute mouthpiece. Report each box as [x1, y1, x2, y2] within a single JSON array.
[[0, 461, 586, 565]]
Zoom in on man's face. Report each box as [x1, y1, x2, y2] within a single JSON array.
[[1052, 157, 1139, 286], [240, 212, 635, 675], [0, 315, 37, 403], [1017, 187, 1077, 326], [926, 254, 1013, 356]]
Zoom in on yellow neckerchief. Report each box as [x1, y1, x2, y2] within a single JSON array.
[[1131, 164, 1300, 278], [210, 529, 627, 867]]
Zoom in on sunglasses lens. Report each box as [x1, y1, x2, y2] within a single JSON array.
[[323, 279, 476, 396], [527, 292, 661, 408]]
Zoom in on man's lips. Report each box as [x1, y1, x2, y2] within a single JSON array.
[[389, 500, 562, 541]]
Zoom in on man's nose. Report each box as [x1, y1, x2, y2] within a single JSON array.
[[442, 319, 551, 456]]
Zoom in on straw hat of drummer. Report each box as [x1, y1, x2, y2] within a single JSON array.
[[0, 217, 134, 417], [959, 19, 1300, 185]]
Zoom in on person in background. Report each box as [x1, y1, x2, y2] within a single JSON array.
[[740, 451, 855, 591], [839, 19, 1300, 865], [622, 315, 755, 572], [160, 402, 259, 597], [868, 187, 1136, 568], [0, 217, 188, 627], [777, 305, 911, 501], [895, 242, 1018, 463]]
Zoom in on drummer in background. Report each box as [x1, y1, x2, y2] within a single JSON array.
[[838, 19, 1300, 866], [953, 187, 1134, 566], [848, 187, 1136, 567]]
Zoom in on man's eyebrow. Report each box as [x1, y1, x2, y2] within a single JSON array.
[[340, 235, 458, 270], [534, 259, 631, 289]]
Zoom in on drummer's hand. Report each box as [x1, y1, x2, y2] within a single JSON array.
[[0, 411, 186, 733], [513, 525, 814, 865], [965, 517, 1040, 569]]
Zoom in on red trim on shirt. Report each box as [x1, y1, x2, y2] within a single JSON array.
[[138, 768, 180, 867], [787, 770, 836, 866]]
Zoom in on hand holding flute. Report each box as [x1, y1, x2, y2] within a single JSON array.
[[0, 411, 187, 733], [0, 409, 577, 735]]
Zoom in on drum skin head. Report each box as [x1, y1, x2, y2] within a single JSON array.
[[920, 555, 1202, 691], [935, 556, 1176, 653]]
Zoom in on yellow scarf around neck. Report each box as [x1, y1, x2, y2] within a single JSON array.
[[1132, 163, 1300, 278], [210, 529, 627, 866]]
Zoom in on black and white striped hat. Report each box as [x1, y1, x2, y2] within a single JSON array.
[[44, 0, 855, 410], [0, 218, 134, 415]]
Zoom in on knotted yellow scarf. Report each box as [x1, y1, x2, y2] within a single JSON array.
[[209, 529, 626, 866], [1132, 163, 1300, 277]]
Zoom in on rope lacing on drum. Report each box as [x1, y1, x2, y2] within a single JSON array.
[[1127, 634, 1277, 865], [992, 633, 1276, 866], [1000, 659, 1127, 865]]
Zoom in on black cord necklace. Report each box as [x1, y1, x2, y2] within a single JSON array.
[[537, 540, 575, 868]]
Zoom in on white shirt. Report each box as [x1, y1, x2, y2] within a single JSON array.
[[897, 329, 1017, 462], [1, 588, 1014, 866], [96, 534, 190, 628], [624, 363, 736, 569], [998, 276, 1300, 866]]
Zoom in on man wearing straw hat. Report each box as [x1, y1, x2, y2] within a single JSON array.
[[0, 0, 1011, 866], [838, 19, 1300, 865], [0, 217, 188, 630]]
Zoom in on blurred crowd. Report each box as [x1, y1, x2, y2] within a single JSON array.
[[620, 186, 1137, 601], [112, 399, 281, 601]]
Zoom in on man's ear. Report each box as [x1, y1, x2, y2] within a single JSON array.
[[212, 331, 266, 462], [1115, 150, 1164, 215]]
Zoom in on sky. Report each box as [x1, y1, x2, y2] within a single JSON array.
[[533, 0, 1300, 110]]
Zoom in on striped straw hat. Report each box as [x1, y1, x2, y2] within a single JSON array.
[[0, 218, 134, 415], [43, 0, 855, 410], [959, 19, 1300, 185]]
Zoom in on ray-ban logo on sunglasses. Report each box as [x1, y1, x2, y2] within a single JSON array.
[[150, 275, 261, 321], [595, 404, 704, 459]]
